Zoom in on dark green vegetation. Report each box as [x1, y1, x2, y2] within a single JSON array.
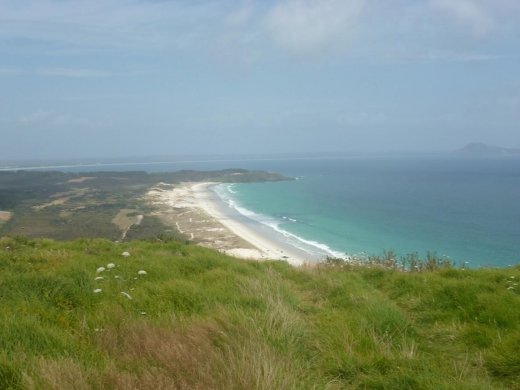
[[0, 169, 288, 240], [1, 237, 519, 389]]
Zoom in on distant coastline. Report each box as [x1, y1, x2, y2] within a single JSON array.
[[3, 144, 520, 172], [0, 155, 376, 172]]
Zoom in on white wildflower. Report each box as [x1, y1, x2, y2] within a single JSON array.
[[114, 275, 120, 279], [94, 276, 104, 281], [121, 251, 130, 257], [93, 288, 102, 293], [96, 267, 105, 273], [120, 292, 133, 300], [140, 312, 147, 315], [107, 263, 115, 269], [137, 270, 147, 276]]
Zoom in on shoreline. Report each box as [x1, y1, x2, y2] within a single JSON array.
[[192, 182, 308, 265], [147, 182, 308, 265]]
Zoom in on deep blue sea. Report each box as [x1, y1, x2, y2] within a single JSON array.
[[17, 156, 520, 267]]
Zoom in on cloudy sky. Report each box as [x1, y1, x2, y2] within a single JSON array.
[[1, 0, 519, 160]]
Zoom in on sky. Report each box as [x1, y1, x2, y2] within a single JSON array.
[[1, 0, 519, 161]]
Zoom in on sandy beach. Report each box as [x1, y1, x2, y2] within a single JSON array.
[[0, 211, 13, 222], [147, 182, 306, 265]]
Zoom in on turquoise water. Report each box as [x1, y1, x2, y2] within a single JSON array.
[[214, 157, 520, 267], [24, 155, 520, 267]]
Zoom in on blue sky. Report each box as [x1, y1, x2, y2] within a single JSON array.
[[1, 0, 519, 160]]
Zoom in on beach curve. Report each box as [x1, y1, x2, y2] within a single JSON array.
[[147, 182, 306, 265]]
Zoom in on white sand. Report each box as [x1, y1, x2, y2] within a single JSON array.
[[153, 182, 306, 265], [0, 211, 12, 222]]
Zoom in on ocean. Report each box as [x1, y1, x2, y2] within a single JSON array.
[[20, 156, 520, 267], [212, 157, 520, 267]]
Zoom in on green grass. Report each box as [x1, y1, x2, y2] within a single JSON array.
[[0, 237, 519, 389]]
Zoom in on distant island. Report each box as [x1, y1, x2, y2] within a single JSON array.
[[455, 142, 520, 156]]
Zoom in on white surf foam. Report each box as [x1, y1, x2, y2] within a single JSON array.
[[226, 184, 237, 194], [214, 184, 347, 260]]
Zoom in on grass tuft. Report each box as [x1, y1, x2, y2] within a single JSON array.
[[0, 356, 21, 390]]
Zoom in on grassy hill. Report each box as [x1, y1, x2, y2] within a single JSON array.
[[0, 236, 519, 389]]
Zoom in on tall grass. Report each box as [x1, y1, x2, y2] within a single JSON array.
[[0, 236, 518, 389]]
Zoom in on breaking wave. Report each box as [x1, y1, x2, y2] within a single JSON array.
[[214, 184, 346, 260]]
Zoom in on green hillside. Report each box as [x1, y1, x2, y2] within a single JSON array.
[[0, 237, 519, 389]]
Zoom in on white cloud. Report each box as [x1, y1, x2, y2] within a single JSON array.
[[429, 0, 496, 37], [0, 67, 21, 75], [210, 2, 263, 64], [0, 0, 222, 50], [18, 109, 55, 125], [35, 67, 149, 78], [17, 109, 90, 127], [0, 66, 149, 78], [226, 1, 255, 26], [265, 0, 365, 53], [0, 0, 518, 64], [37, 68, 111, 78], [421, 50, 502, 63]]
